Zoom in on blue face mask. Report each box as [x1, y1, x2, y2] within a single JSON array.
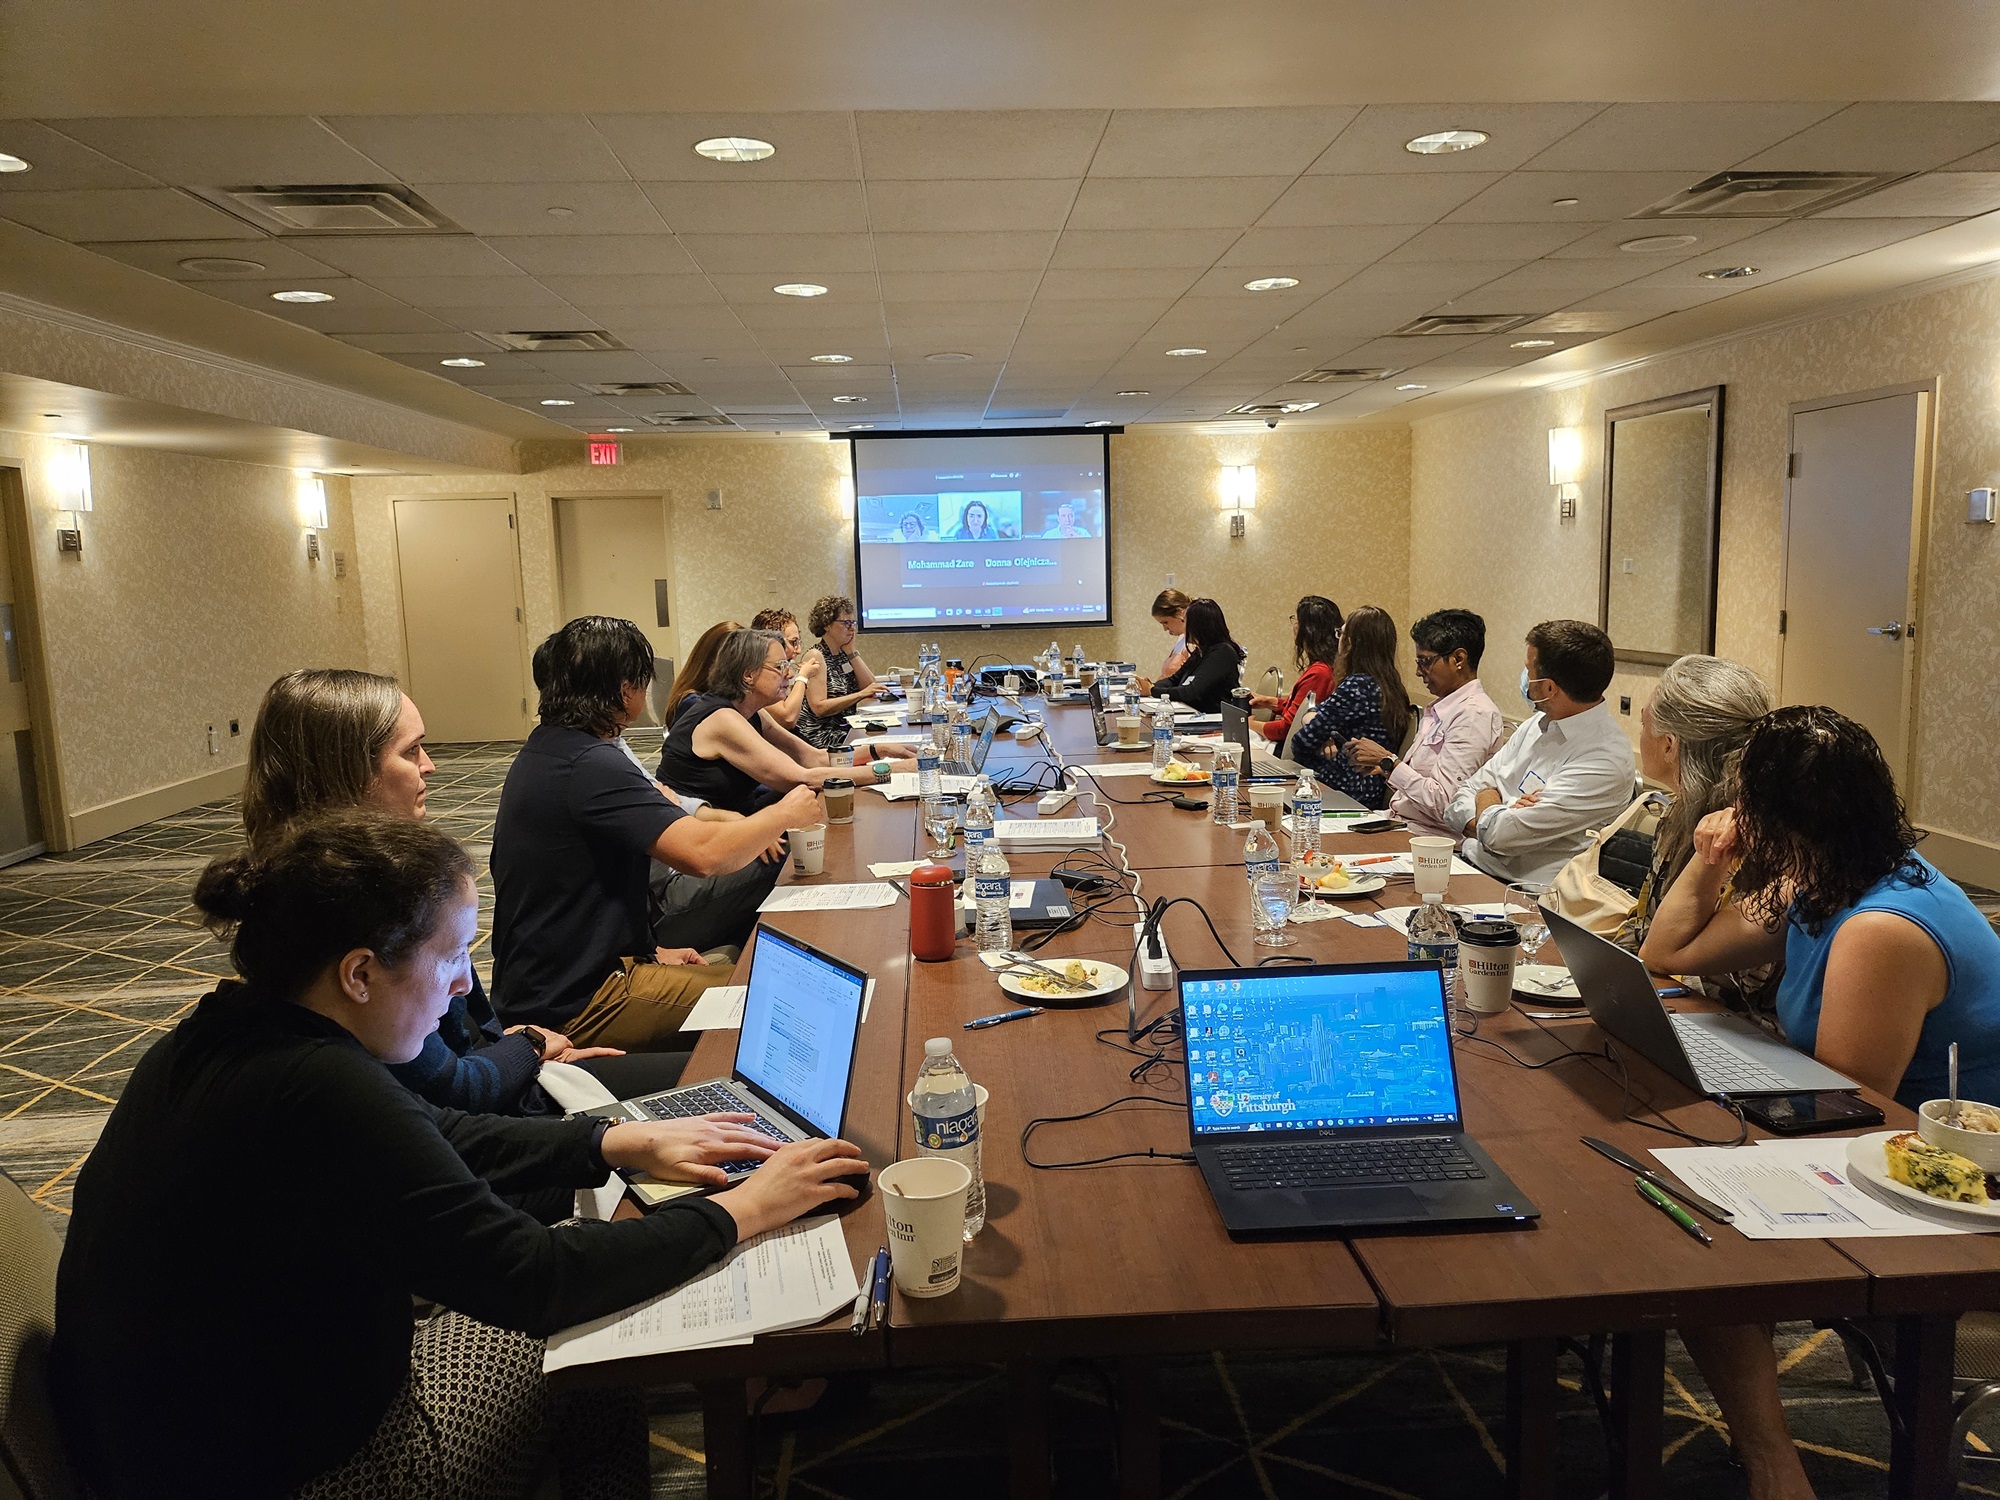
[[1520, 668, 1551, 706]]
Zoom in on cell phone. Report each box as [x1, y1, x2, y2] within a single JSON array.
[[1347, 818, 1406, 834], [1170, 795, 1210, 811], [1738, 1092, 1886, 1136]]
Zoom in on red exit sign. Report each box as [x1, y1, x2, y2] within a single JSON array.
[[587, 439, 622, 467]]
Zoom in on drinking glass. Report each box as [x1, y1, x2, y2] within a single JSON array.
[[1251, 868, 1297, 948], [921, 793, 956, 859], [1505, 882, 1550, 960]]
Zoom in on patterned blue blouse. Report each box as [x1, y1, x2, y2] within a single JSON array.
[[1289, 672, 1392, 810]]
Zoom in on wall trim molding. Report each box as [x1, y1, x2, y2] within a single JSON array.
[[68, 763, 243, 848], [1917, 825, 2000, 893]]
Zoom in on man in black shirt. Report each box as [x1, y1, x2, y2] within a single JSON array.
[[492, 617, 819, 1048]]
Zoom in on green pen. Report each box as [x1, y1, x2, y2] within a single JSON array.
[[1636, 1175, 1713, 1245]]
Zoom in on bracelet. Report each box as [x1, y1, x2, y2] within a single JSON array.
[[870, 759, 892, 778]]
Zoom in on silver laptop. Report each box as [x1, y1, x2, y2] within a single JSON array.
[[1542, 904, 1856, 1097], [941, 710, 1002, 777], [1222, 700, 1303, 782]]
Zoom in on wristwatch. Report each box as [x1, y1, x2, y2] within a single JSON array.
[[1381, 753, 1400, 773], [521, 1025, 550, 1061]]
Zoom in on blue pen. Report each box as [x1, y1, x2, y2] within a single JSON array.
[[965, 1005, 1044, 1030], [869, 1246, 890, 1328]]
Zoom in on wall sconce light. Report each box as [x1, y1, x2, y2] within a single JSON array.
[[838, 471, 856, 516], [1220, 464, 1257, 537], [1547, 427, 1583, 520], [296, 470, 329, 562], [55, 440, 91, 553]]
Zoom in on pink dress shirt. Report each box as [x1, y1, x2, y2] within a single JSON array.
[[1385, 678, 1506, 838]]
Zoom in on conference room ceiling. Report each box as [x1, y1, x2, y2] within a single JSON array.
[[6, 4, 2000, 441]]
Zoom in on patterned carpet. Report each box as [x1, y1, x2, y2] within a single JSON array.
[[3, 739, 1995, 1499]]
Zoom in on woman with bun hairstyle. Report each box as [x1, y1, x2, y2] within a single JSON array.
[[1247, 595, 1343, 745], [52, 810, 867, 1500]]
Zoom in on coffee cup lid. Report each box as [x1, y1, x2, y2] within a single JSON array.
[[823, 776, 854, 789], [1459, 918, 1520, 946]]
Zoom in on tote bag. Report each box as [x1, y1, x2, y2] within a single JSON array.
[[1547, 791, 1669, 941]]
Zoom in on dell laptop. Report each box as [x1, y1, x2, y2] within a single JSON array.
[[592, 926, 869, 1198], [1181, 961, 1538, 1235], [1541, 904, 1856, 1097]]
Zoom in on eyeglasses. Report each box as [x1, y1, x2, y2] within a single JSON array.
[[1414, 652, 1443, 670], [833, 617, 857, 628]]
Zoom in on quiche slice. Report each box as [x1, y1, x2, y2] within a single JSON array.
[[1885, 1131, 1988, 1203]]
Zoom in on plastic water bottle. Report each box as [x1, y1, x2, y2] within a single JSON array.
[[951, 718, 973, 768], [1151, 709, 1173, 769], [972, 835, 1012, 958], [1298, 689, 1318, 729], [1211, 760, 1239, 825], [1407, 893, 1461, 1025], [963, 776, 994, 858], [1292, 769, 1322, 863], [1243, 821, 1280, 887], [1072, 643, 1086, 679], [913, 1038, 986, 1239], [917, 738, 941, 797]]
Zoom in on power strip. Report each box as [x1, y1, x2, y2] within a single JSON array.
[[1037, 787, 1077, 816], [1137, 925, 1174, 991]]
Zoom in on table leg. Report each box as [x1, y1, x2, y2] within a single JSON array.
[[1008, 1360, 1053, 1500], [697, 1381, 752, 1500], [1117, 1357, 1161, 1500], [1889, 1312, 1958, 1500], [1608, 1330, 1665, 1500], [1504, 1338, 1559, 1500]]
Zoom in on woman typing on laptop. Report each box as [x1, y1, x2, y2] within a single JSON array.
[[1639, 705, 2000, 1500]]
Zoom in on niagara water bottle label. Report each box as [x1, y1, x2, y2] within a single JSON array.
[[914, 1104, 980, 1153], [1246, 856, 1279, 882], [1409, 938, 1458, 964], [973, 872, 1006, 905]]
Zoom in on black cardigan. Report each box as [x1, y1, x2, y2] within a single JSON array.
[[52, 983, 738, 1500], [1153, 645, 1245, 714]]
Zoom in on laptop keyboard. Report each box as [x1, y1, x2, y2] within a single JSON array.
[[639, 1083, 791, 1175], [1670, 1015, 1797, 1093], [1217, 1135, 1485, 1191]]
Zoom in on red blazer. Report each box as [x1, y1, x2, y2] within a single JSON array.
[[1259, 661, 1334, 742]]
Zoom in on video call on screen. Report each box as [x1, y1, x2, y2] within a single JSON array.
[[851, 433, 1111, 630]]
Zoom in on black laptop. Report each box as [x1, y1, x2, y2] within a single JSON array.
[[1087, 680, 1115, 746], [1181, 961, 1537, 1235], [1221, 700, 1305, 783]]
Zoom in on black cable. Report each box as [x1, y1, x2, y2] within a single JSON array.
[[1140, 895, 1242, 969], [1020, 1096, 1195, 1170]]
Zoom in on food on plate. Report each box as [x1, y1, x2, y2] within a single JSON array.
[[1315, 865, 1356, 890], [1156, 761, 1209, 782], [1944, 1102, 2000, 1133], [1884, 1131, 1988, 1202], [1019, 960, 1098, 995]]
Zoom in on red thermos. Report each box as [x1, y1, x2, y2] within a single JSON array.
[[909, 862, 958, 962]]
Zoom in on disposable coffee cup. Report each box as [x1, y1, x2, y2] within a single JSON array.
[[1248, 784, 1284, 832], [1117, 714, 1143, 746], [1458, 918, 1521, 1014], [1079, 666, 1098, 688], [822, 777, 855, 824], [791, 823, 828, 876], [880, 1157, 972, 1298], [1409, 835, 1454, 897]]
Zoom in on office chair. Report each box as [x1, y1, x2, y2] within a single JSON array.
[[0, 1171, 80, 1500], [1828, 1314, 2000, 1486]]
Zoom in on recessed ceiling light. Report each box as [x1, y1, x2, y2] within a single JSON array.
[[774, 282, 828, 297], [540, 398, 576, 406], [178, 255, 265, 274], [0, 152, 29, 174], [1698, 265, 1760, 280], [810, 353, 853, 364], [1550, 197, 1581, 207], [270, 289, 335, 303], [831, 394, 868, 403], [1116, 390, 1151, 397], [440, 357, 486, 368], [1165, 347, 1208, 357], [693, 136, 776, 164], [1396, 383, 1429, 391], [1618, 233, 1699, 253], [1404, 129, 1489, 155], [1243, 276, 1300, 292], [925, 351, 974, 362], [1510, 338, 1556, 349]]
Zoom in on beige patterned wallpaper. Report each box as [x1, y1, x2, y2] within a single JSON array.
[[0, 429, 364, 820], [1410, 271, 2000, 851]]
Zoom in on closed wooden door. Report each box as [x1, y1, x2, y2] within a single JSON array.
[[393, 497, 530, 743], [0, 474, 43, 865]]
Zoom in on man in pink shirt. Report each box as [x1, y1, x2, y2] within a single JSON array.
[[1346, 609, 1504, 839]]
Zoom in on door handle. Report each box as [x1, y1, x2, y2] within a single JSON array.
[[1866, 620, 1905, 640]]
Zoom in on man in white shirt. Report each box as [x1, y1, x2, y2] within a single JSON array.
[[1347, 609, 1504, 837], [1445, 619, 1635, 885]]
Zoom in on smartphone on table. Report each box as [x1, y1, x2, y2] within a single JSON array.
[[1738, 1092, 1886, 1136]]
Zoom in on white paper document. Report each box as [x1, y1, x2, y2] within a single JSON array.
[[758, 882, 900, 913], [1075, 762, 1160, 779], [867, 860, 927, 878], [681, 985, 747, 1031], [1649, 1140, 1978, 1239], [867, 772, 977, 802], [543, 1216, 861, 1372], [871, 732, 931, 745]]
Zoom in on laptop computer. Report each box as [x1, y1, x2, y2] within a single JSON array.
[[1541, 904, 1856, 1097], [1222, 700, 1304, 782], [592, 927, 869, 1197], [940, 710, 1002, 777], [1181, 961, 1538, 1235], [1088, 680, 1114, 746]]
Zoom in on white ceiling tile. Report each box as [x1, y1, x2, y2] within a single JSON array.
[[1068, 176, 1291, 230], [641, 180, 869, 234], [1818, 173, 2000, 219], [883, 303, 1023, 332], [1260, 173, 1502, 227], [327, 115, 627, 183], [1184, 266, 1342, 302], [534, 274, 724, 307], [1047, 228, 1237, 269], [781, 363, 895, 381], [1216, 225, 1422, 266], [54, 116, 386, 186], [485, 235, 698, 276], [1739, 103, 2000, 172], [1460, 258, 1648, 298], [1547, 218, 1776, 259], [1036, 267, 1203, 300], [733, 299, 884, 329], [207, 292, 451, 335], [871, 231, 1056, 272], [1565, 282, 1737, 314], [750, 329, 890, 356], [301, 237, 526, 277], [867, 179, 1077, 232], [632, 331, 776, 355], [1444, 170, 1705, 224], [678, 233, 875, 273], [856, 110, 1105, 179], [1090, 107, 1358, 178], [1661, 217, 1950, 277], [708, 271, 880, 303], [84, 237, 338, 280], [1384, 221, 1599, 262], [1520, 103, 1844, 172], [333, 331, 501, 354], [1308, 103, 1606, 175], [0, 121, 158, 191], [365, 274, 576, 309], [1321, 259, 1529, 300], [414, 182, 667, 236], [567, 303, 748, 332], [1330, 334, 1488, 364], [875, 270, 1041, 301], [496, 351, 670, 380], [0, 188, 262, 242], [590, 112, 860, 180]]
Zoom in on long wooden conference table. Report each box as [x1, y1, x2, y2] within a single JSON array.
[[556, 697, 1995, 1500]]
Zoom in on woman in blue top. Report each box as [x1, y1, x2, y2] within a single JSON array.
[[1641, 704, 2000, 1500], [1287, 605, 1412, 811]]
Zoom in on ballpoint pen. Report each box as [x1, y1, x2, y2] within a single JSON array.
[[965, 1006, 1044, 1030], [1636, 1176, 1713, 1245], [869, 1246, 890, 1329], [848, 1268, 872, 1335]]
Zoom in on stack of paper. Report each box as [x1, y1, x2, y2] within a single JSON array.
[[867, 772, 977, 802], [757, 883, 900, 913], [543, 1216, 862, 1371], [994, 816, 1100, 851], [1649, 1140, 1978, 1239]]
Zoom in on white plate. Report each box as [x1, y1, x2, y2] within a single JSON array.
[[1514, 964, 1581, 1000], [997, 959, 1129, 1002], [1301, 873, 1387, 899], [1151, 767, 1212, 786], [1845, 1130, 2000, 1223]]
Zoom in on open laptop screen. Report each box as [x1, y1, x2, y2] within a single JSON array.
[[1182, 964, 1461, 1135], [733, 928, 867, 1137]]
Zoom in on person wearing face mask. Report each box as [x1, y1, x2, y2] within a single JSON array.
[[1345, 609, 1504, 836], [1444, 619, 1635, 885]]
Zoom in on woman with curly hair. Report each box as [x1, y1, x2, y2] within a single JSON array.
[[793, 595, 889, 750], [1642, 705, 2000, 1500]]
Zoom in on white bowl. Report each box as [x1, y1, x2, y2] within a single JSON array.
[[1917, 1099, 2000, 1172]]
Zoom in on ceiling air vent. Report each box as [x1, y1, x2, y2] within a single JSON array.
[[1291, 367, 1396, 384], [1635, 170, 1912, 219], [1391, 313, 1533, 336], [194, 185, 460, 235], [584, 381, 693, 398], [642, 412, 736, 428], [1227, 402, 1322, 417], [480, 330, 629, 353]]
